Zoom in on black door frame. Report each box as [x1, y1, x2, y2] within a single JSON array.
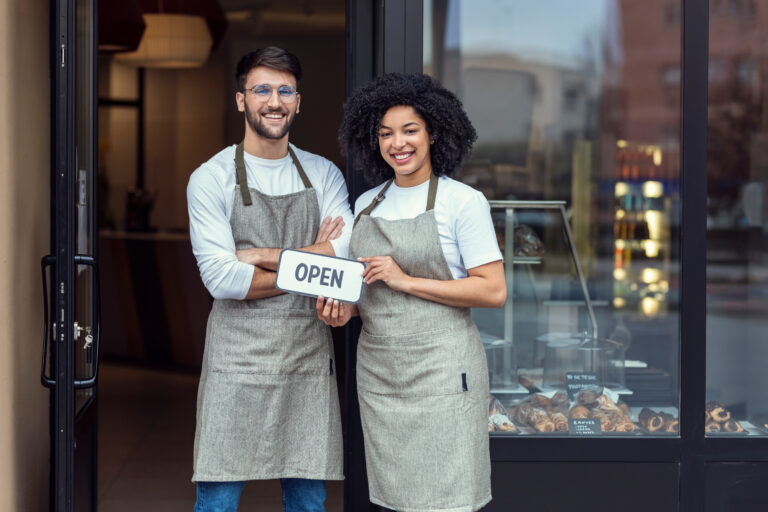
[[343, 0, 768, 510], [50, 0, 78, 508], [48, 0, 100, 510]]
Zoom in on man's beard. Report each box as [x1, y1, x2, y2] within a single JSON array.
[[244, 98, 296, 140]]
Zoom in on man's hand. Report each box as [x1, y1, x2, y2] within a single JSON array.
[[236, 248, 262, 266], [235, 216, 345, 271], [315, 216, 345, 244]]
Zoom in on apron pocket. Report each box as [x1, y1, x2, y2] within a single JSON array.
[[207, 308, 331, 375], [357, 327, 464, 397]]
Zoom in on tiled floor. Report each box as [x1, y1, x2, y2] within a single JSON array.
[[98, 362, 344, 511]]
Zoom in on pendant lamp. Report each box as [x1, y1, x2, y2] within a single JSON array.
[[98, 0, 146, 53], [115, 0, 227, 69]]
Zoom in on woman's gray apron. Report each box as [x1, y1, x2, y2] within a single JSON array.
[[192, 142, 343, 482], [349, 175, 491, 512]]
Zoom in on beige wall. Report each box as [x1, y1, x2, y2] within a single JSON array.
[[0, 0, 51, 511]]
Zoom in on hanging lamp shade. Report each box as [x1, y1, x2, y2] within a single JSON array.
[[115, 13, 213, 68], [140, 0, 227, 49], [98, 0, 146, 53], [114, 0, 228, 68]]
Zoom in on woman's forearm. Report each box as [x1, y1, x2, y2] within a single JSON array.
[[402, 273, 506, 308]]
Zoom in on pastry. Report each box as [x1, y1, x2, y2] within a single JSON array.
[[590, 409, 613, 431], [530, 408, 555, 432], [660, 412, 679, 433], [550, 411, 568, 432], [723, 419, 743, 433], [613, 419, 636, 432], [618, 402, 631, 417], [639, 408, 664, 432], [576, 387, 601, 407], [705, 420, 721, 433], [569, 406, 590, 419], [518, 375, 541, 393], [596, 394, 619, 411], [529, 394, 552, 411], [488, 413, 517, 433], [706, 401, 731, 423], [550, 391, 570, 412], [514, 403, 534, 425]]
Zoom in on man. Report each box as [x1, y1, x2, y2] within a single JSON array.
[[186, 46, 351, 512]]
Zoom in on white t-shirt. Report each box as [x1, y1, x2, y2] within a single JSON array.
[[354, 176, 502, 279], [187, 144, 353, 300]]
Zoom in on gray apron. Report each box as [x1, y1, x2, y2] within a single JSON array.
[[349, 175, 491, 512], [192, 142, 343, 482]]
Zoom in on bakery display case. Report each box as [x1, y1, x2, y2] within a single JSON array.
[[478, 200, 680, 437]]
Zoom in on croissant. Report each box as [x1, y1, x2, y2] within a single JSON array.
[[550, 411, 569, 432], [597, 394, 619, 411], [569, 406, 589, 419]]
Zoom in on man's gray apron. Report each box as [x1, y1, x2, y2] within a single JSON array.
[[349, 174, 491, 512], [192, 142, 343, 482]]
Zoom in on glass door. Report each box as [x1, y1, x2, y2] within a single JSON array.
[[45, 0, 100, 510]]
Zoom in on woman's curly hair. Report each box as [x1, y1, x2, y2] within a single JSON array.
[[339, 73, 477, 185]]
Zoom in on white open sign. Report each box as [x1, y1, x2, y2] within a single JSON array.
[[276, 249, 365, 303]]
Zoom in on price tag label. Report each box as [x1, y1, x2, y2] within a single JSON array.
[[568, 418, 602, 435], [566, 372, 600, 400], [276, 249, 365, 303]]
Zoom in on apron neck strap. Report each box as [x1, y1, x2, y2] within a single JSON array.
[[234, 141, 313, 206], [353, 173, 439, 228], [288, 146, 313, 189], [234, 142, 252, 206], [426, 172, 438, 211]]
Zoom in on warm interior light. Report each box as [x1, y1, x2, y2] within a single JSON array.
[[616, 209, 626, 220], [115, 14, 213, 68], [641, 267, 661, 284], [613, 297, 626, 308], [653, 148, 662, 166], [615, 182, 630, 197], [643, 239, 660, 258], [615, 239, 626, 250], [660, 280, 669, 292], [645, 210, 662, 240], [616, 140, 628, 148], [643, 181, 664, 198], [641, 297, 660, 317], [614, 268, 627, 281]]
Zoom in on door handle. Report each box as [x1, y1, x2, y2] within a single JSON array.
[[73, 255, 100, 389], [40, 255, 101, 389], [41, 255, 55, 388]]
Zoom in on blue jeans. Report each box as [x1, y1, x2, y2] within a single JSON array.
[[193, 478, 326, 512]]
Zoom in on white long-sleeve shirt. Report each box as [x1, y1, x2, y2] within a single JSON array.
[[187, 144, 353, 300]]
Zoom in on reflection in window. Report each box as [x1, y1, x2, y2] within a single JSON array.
[[706, 0, 768, 437], [425, 0, 681, 437]]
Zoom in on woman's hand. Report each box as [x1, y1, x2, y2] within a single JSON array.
[[316, 296, 355, 327], [358, 256, 412, 292]]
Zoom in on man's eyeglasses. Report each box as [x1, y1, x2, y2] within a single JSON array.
[[242, 84, 298, 102]]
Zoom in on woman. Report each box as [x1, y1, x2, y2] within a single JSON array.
[[317, 73, 506, 512]]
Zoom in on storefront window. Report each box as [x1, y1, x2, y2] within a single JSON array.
[[706, 0, 768, 437], [425, 0, 682, 436]]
